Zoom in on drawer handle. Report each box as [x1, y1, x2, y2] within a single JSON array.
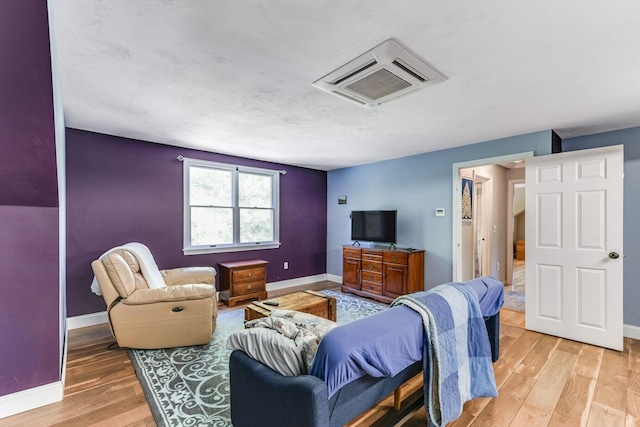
[[392, 257, 398, 261], [369, 264, 374, 268], [248, 284, 252, 289], [249, 273, 253, 277], [172, 306, 184, 313]]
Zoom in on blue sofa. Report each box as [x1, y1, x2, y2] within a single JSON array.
[[229, 278, 503, 427]]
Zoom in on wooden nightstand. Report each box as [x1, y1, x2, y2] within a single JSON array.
[[218, 260, 268, 307]]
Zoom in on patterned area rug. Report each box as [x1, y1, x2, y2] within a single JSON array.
[[503, 290, 525, 312], [129, 290, 387, 427]]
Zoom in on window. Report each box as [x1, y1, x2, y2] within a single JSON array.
[[183, 157, 280, 254]]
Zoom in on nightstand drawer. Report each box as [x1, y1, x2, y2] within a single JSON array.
[[233, 281, 264, 296], [232, 267, 266, 284]]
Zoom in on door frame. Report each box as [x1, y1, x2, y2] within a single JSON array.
[[452, 151, 534, 282]]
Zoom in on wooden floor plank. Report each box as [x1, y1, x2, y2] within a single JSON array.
[[523, 350, 578, 414], [587, 401, 626, 427], [509, 403, 551, 427], [548, 372, 597, 427], [626, 389, 640, 427], [514, 333, 560, 380], [470, 374, 536, 427], [593, 371, 628, 412], [628, 337, 640, 373]]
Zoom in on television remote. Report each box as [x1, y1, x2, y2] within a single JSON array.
[[262, 300, 279, 306]]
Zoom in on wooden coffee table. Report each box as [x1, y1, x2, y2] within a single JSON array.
[[244, 290, 337, 322]]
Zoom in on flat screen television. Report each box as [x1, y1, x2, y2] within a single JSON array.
[[350, 210, 397, 244]]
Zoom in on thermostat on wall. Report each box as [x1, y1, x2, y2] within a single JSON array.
[[435, 208, 445, 217]]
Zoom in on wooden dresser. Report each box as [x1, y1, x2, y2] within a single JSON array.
[[218, 259, 268, 307], [342, 246, 424, 303]]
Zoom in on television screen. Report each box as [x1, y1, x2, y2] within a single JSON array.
[[351, 210, 397, 243]]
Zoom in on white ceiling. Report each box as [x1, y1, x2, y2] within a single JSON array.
[[50, 1, 640, 171]]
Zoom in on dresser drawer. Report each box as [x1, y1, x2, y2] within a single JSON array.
[[361, 271, 382, 284], [343, 247, 362, 258], [383, 252, 408, 265], [361, 260, 382, 273], [232, 267, 265, 284], [361, 282, 382, 294], [361, 249, 383, 261]]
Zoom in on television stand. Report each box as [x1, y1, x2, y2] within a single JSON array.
[[342, 245, 424, 304]]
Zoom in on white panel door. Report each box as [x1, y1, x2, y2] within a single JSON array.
[[525, 145, 624, 350]]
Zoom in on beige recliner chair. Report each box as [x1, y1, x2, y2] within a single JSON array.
[[91, 243, 218, 349]]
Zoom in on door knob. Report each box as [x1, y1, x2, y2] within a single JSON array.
[[609, 252, 620, 259]]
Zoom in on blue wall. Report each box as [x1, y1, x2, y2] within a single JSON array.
[[327, 126, 640, 329], [563, 127, 640, 328], [327, 130, 553, 289]]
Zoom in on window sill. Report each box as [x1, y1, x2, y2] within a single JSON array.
[[183, 242, 281, 255]]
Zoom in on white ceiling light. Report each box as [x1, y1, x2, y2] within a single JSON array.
[[312, 38, 447, 107]]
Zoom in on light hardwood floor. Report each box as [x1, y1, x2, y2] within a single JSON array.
[[2, 283, 639, 427]]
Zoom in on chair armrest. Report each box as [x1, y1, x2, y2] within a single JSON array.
[[123, 284, 216, 305], [161, 266, 216, 286]]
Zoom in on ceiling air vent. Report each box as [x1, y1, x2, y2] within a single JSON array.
[[312, 39, 446, 107]]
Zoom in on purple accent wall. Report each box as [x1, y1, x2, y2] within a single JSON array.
[[0, 207, 60, 393], [0, 0, 60, 396], [66, 129, 327, 317], [0, 0, 58, 208]]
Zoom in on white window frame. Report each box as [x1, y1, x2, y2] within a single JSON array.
[[182, 157, 281, 255]]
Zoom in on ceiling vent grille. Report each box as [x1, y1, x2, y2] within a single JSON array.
[[312, 39, 446, 107]]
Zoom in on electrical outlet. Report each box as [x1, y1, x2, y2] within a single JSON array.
[[284, 261, 289, 270], [496, 261, 500, 271]]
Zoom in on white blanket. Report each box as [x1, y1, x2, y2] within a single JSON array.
[[90, 242, 166, 296]]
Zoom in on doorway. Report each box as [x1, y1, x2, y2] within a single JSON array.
[[506, 179, 526, 288], [473, 175, 492, 278], [452, 152, 533, 307]]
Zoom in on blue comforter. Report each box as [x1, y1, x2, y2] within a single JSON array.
[[391, 283, 498, 426], [309, 305, 423, 398]]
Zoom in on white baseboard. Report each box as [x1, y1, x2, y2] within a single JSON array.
[[624, 324, 640, 340], [266, 274, 328, 292], [326, 274, 342, 284], [67, 311, 107, 330], [0, 381, 63, 419]]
